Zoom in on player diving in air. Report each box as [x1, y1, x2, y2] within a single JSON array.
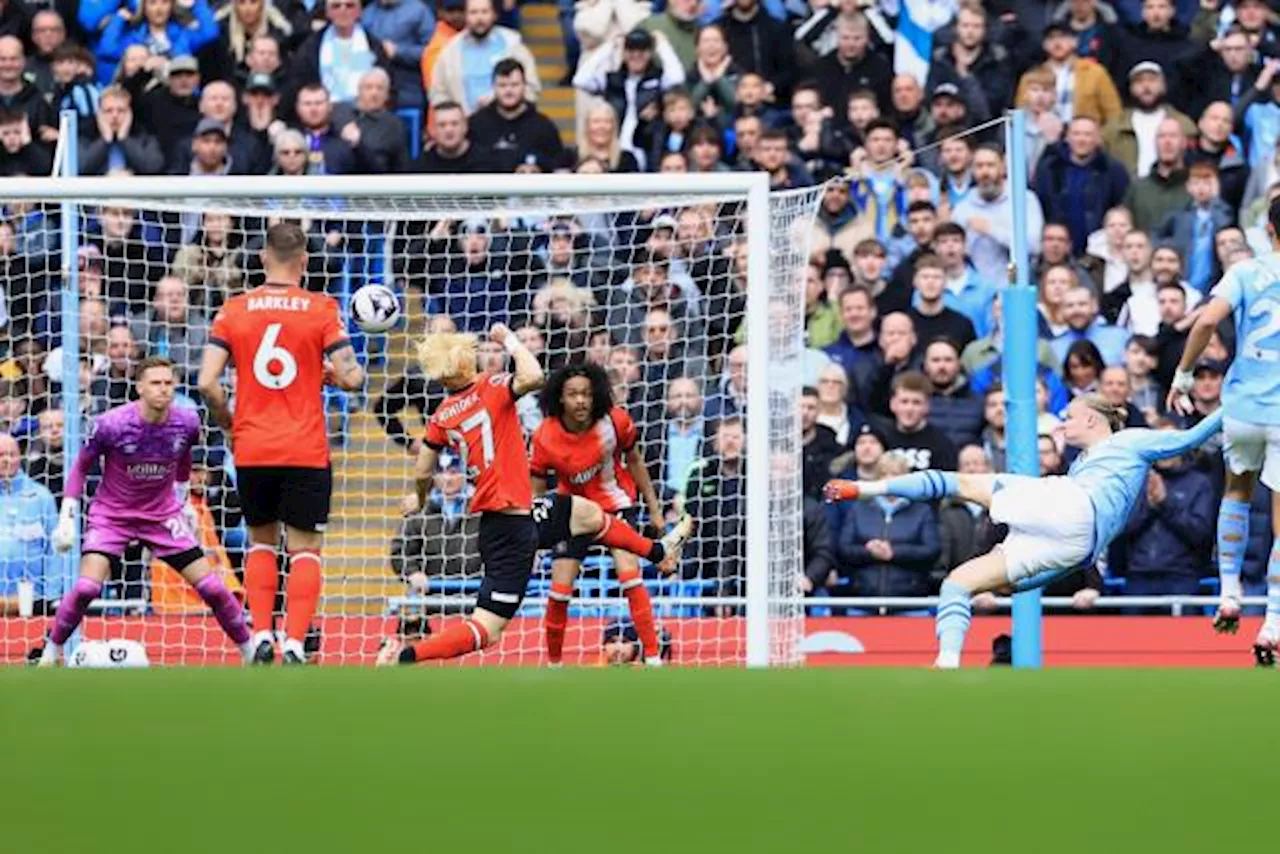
[[825, 395, 1223, 668], [40, 356, 254, 665], [379, 325, 694, 665], [532, 362, 676, 667], [1168, 196, 1280, 662]]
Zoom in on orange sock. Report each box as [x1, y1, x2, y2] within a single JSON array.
[[244, 545, 279, 635], [284, 551, 322, 643], [408, 618, 489, 661], [595, 514, 660, 562], [620, 572, 659, 659], [544, 581, 573, 663]]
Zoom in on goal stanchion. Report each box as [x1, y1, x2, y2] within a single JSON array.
[[0, 174, 822, 667]]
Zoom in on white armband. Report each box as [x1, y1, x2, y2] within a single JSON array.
[[503, 335, 522, 356], [1172, 368, 1195, 393]]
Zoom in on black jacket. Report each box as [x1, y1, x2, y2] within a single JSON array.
[[803, 497, 836, 588], [717, 8, 797, 100], [79, 132, 166, 176], [412, 142, 495, 173], [684, 456, 746, 583], [813, 49, 892, 118], [872, 415, 958, 472], [373, 365, 445, 448], [928, 382, 986, 451], [802, 425, 842, 499], [924, 41, 1013, 115], [137, 89, 201, 164], [467, 102, 566, 172]]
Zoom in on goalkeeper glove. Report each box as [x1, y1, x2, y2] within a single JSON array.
[[1171, 368, 1195, 394], [52, 499, 78, 554]]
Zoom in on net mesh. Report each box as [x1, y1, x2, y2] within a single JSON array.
[[0, 184, 821, 667]]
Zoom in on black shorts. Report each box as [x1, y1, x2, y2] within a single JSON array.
[[551, 506, 641, 563], [532, 493, 575, 550], [237, 466, 333, 533], [476, 511, 538, 619]]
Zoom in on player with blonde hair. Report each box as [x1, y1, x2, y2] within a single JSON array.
[[825, 394, 1223, 668], [379, 324, 692, 665]]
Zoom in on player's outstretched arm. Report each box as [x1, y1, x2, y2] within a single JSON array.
[[1130, 408, 1225, 463], [196, 344, 233, 431], [1168, 296, 1233, 414], [491, 323, 544, 397], [53, 440, 99, 553], [326, 343, 366, 391]]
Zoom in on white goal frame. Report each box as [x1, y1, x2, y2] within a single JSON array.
[[0, 172, 786, 667]]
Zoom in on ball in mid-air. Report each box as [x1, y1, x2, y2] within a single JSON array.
[[351, 284, 402, 333]]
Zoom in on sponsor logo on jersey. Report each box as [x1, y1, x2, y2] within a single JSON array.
[[569, 464, 602, 485], [126, 462, 171, 480]]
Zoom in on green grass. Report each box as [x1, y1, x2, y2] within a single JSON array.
[[1, 668, 1276, 854]]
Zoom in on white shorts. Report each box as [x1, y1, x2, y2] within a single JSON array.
[[1223, 416, 1280, 490], [989, 474, 1095, 585]]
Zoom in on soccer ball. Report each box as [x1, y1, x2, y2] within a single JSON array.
[[351, 284, 402, 333], [67, 639, 151, 669]]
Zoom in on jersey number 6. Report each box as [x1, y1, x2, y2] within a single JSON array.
[[253, 323, 299, 390]]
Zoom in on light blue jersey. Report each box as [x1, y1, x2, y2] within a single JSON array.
[[1067, 410, 1224, 563], [1214, 253, 1280, 425]]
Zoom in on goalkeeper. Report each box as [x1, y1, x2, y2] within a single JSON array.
[[39, 357, 253, 666], [824, 396, 1223, 669]]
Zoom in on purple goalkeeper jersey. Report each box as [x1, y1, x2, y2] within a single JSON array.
[[67, 403, 201, 521]]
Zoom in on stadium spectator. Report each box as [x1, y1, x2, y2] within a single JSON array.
[[1122, 117, 1190, 231], [800, 493, 837, 594], [25, 407, 65, 500], [811, 179, 870, 265], [814, 361, 864, 447], [717, 0, 795, 102], [1016, 24, 1121, 126], [1050, 282, 1128, 366], [800, 386, 842, 498], [1153, 161, 1234, 292], [360, 0, 434, 108], [89, 325, 135, 416], [424, 217, 512, 331], [1086, 205, 1134, 294], [576, 103, 638, 171], [952, 143, 1045, 288], [0, 433, 56, 616], [203, 0, 299, 88], [1190, 101, 1248, 215], [27, 10, 67, 98], [814, 14, 891, 116], [872, 370, 957, 472], [925, 7, 1011, 118], [170, 211, 244, 311], [95, 204, 164, 314], [430, 0, 539, 115], [823, 285, 877, 375], [128, 276, 210, 383], [137, 54, 202, 160], [292, 83, 366, 174], [684, 415, 747, 599], [0, 108, 52, 176], [607, 248, 702, 351], [1238, 55, 1280, 170], [907, 254, 976, 356], [1175, 24, 1253, 120], [412, 100, 491, 171], [640, 0, 699, 70], [937, 443, 995, 575], [98, 0, 219, 78], [79, 85, 164, 176], [686, 23, 740, 130], [338, 67, 411, 173], [1103, 62, 1197, 179], [389, 451, 481, 591], [0, 37, 56, 149], [180, 79, 272, 173], [48, 44, 103, 141], [931, 221, 993, 336], [835, 450, 940, 599], [704, 343, 747, 423], [468, 58, 563, 171], [923, 338, 984, 451], [291, 0, 392, 108], [1111, 417, 1214, 598], [1033, 117, 1130, 256]]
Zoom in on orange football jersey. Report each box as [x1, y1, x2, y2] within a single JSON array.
[[425, 373, 533, 513], [530, 406, 638, 513], [209, 283, 348, 468]]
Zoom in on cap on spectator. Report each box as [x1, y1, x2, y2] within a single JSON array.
[[1041, 21, 1074, 38], [855, 421, 889, 448], [168, 55, 199, 75], [651, 213, 678, 232], [441, 0, 465, 8], [460, 217, 490, 235], [194, 117, 228, 139], [1128, 60, 1164, 79], [245, 72, 276, 95], [623, 28, 655, 51], [77, 244, 103, 270], [823, 248, 852, 275], [549, 218, 574, 237], [1194, 359, 1227, 376], [602, 619, 640, 646], [931, 82, 963, 103]]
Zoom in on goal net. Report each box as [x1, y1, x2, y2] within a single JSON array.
[[0, 173, 821, 667]]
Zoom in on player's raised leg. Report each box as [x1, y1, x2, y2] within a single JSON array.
[[568, 496, 694, 573], [824, 471, 993, 508], [39, 553, 112, 666]]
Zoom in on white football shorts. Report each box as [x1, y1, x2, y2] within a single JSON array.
[[989, 474, 1095, 585], [1223, 416, 1280, 490]]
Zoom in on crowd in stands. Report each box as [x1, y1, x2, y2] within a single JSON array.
[[0, 0, 1276, 619]]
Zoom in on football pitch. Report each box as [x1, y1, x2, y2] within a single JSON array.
[[2, 667, 1275, 854]]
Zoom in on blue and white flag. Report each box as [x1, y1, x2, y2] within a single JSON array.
[[888, 0, 958, 87]]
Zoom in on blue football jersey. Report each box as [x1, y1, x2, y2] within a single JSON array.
[[1215, 254, 1280, 425]]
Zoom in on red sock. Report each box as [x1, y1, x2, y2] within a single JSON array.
[[409, 619, 489, 661], [619, 571, 659, 659], [244, 545, 279, 635], [595, 514, 660, 562], [284, 551, 322, 643], [544, 581, 572, 663]]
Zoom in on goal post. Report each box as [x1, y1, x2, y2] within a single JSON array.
[[0, 172, 821, 667]]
